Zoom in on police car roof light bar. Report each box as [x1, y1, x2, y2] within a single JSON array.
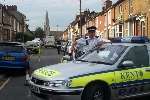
[[110, 36, 150, 43]]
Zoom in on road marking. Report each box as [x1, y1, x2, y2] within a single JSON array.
[[0, 77, 10, 91], [30, 54, 33, 59]]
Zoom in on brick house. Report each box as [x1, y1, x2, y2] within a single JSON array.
[[67, 20, 79, 42], [82, 11, 99, 36], [62, 29, 68, 41], [130, 0, 150, 37], [0, 4, 26, 42], [113, 0, 150, 37], [113, 0, 125, 37], [96, 12, 105, 38], [94, 0, 150, 38], [101, 0, 113, 39], [50, 31, 63, 41], [66, 0, 150, 41]]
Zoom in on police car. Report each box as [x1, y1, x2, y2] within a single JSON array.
[[29, 36, 150, 100]]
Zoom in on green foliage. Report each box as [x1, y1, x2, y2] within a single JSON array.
[[16, 32, 34, 42], [16, 27, 44, 42], [34, 27, 45, 39]]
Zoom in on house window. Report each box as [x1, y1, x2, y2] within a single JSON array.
[[100, 21, 102, 24], [119, 24, 123, 32], [108, 11, 111, 25], [141, 21, 146, 36], [124, 23, 128, 35], [116, 24, 123, 37], [119, 5, 122, 14], [130, 0, 133, 13], [119, 5, 122, 13], [104, 14, 107, 26], [121, 46, 149, 67]]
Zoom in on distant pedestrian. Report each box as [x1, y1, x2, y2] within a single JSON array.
[[38, 44, 41, 62], [56, 40, 61, 54], [25, 59, 31, 86]]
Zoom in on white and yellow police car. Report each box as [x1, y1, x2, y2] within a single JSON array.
[[29, 36, 150, 100]]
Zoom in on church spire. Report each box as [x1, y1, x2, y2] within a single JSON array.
[[45, 11, 49, 27], [44, 11, 50, 36]]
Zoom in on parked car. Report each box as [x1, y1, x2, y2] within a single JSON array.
[[32, 38, 43, 46], [0, 42, 30, 71], [25, 43, 40, 54]]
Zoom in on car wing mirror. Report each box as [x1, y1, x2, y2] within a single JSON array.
[[120, 60, 134, 69]]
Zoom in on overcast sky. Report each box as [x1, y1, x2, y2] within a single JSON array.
[[0, 0, 117, 31]]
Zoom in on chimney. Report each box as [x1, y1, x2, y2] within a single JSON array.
[[104, 0, 112, 9], [102, 6, 105, 11], [6, 5, 17, 11]]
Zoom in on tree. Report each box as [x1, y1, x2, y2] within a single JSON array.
[[34, 27, 45, 39], [16, 31, 34, 42]]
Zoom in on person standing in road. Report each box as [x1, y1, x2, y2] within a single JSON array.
[[71, 26, 103, 58], [56, 40, 62, 54]]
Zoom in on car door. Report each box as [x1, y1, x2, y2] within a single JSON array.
[[114, 45, 150, 99]]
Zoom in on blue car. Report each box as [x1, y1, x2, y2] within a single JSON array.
[[0, 42, 30, 70]]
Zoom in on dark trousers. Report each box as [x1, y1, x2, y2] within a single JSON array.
[[57, 46, 61, 54]]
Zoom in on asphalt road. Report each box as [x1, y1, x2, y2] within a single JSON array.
[[0, 48, 149, 100]]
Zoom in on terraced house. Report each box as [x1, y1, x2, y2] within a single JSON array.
[[97, 0, 150, 38], [0, 4, 26, 42], [64, 0, 150, 41], [113, 0, 150, 38]]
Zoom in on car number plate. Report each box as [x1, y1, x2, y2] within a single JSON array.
[[30, 85, 40, 93], [2, 56, 15, 61]]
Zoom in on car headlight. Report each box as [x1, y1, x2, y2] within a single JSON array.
[[44, 80, 72, 88]]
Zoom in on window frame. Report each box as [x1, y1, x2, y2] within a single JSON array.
[[119, 45, 149, 68]]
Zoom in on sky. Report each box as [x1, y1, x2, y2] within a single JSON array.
[[0, 0, 117, 31]]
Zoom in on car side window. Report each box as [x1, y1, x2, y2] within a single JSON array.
[[121, 46, 149, 67]]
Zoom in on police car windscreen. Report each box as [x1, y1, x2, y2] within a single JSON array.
[[80, 45, 127, 65]]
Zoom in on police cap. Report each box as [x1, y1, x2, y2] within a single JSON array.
[[87, 26, 97, 32]]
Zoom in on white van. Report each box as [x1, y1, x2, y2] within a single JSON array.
[[44, 36, 55, 47]]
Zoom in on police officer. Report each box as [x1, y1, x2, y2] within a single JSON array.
[[56, 40, 62, 54], [85, 26, 103, 50], [71, 26, 103, 58]]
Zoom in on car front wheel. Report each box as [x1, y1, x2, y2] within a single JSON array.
[[81, 84, 110, 100]]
